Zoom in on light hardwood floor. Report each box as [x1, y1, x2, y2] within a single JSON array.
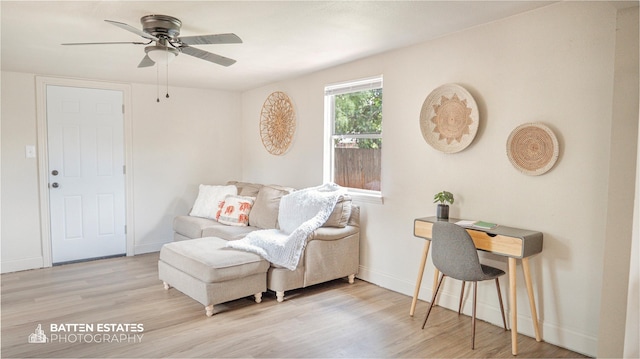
[[2, 253, 588, 358]]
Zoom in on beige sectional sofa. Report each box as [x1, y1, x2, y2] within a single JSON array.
[[169, 181, 360, 305]]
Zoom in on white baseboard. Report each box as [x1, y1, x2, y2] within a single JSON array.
[[1, 256, 44, 273], [357, 264, 597, 357], [134, 241, 168, 255]]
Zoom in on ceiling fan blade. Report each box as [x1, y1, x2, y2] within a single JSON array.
[[180, 46, 236, 67], [62, 41, 150, 46], [138, 54, 155, 68], [105, 19, 158, 41], [178, 33, 242, 46]]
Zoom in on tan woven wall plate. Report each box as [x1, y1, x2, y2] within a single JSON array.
[[506, 123, 559, 176], [419, 83, 479, 153], [260, 91, 296, 155]]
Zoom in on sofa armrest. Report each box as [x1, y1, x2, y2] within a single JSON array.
[[309, 204, 360, 241], [347, 204, 360, 228], [310, 225, 359, 241]]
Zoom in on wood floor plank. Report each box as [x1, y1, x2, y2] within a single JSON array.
[[1, 253, 589, 358]]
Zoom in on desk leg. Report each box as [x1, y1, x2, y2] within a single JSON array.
[[509, 257, 518, 356], [522, 257, 542, 342], [410, 241, 431, 316]]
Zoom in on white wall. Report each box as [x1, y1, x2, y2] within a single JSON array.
[[128, 83, 242, 254], [1, 72, 43, 271], [0, 73, 242, 271], [240, 2, 637, 356], [626, 104, 640, 359], [621, 6, 640, 358], [599, 5, 639, 358]]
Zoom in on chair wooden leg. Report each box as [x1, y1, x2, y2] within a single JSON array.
[[471, 282, 477, 350], [495, 278, 508, 330], [458, 281, 466, 314], [422, 273, 446, 329]]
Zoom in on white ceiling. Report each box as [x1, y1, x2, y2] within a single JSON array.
[[1, 1, 565, 92]]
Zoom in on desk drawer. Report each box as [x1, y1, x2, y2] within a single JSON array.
[[414, 221, 523, 257], [414, 220, 433, 239], [466, 230, 522, 257]]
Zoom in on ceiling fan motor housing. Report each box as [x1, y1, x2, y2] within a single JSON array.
[[141, 14, 182, 39]]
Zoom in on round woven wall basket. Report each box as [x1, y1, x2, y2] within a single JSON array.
[[260, 91, 296, 155], [419, 83, 479, 153], [506, 123, 559, 176]]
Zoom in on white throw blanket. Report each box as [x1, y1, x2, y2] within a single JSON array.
[[226, 183, 346, 270]]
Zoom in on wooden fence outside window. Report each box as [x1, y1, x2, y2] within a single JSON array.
[[334, 148, 381, 191]]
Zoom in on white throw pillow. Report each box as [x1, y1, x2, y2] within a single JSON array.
[[189, 184, 237, 219], [278, 183, 346, 234]]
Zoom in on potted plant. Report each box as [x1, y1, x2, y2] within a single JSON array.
[[433, 191, 454, 220]]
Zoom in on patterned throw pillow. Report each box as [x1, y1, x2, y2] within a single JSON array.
[[217, 195, 255, 226]]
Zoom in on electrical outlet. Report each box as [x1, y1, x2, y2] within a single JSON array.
[[26, 145, 36, 159]]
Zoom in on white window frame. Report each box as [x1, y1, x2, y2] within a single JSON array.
[[323, 75, 383, 204]]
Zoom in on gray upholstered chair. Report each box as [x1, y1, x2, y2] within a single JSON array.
[[421, 221, 507, 349]]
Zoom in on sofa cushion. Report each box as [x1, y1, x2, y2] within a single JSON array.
[[227, 181, 263, 197], [217, 195, 255, 226], [322, 194, 353, 228], [203, 225, 259, 241], [189, 184, 237, 219], [173, 215, 224, 239], [160, 237, 269, 283], [249, 185, 292, 229]]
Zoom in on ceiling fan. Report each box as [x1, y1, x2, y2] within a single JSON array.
[[63, 14, 242, 68]]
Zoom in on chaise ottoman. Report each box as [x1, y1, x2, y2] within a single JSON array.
[[158, 237, 270, 317]]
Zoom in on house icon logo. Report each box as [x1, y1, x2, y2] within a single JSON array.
[[28, 324, 48, 344]]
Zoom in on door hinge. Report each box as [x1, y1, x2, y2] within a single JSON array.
[[124, 225, 127, 234], [123, 165, 126, 174], [122, 104, 125, 114]]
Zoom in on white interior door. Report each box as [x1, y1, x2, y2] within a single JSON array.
[[47, 85, 126, 264]]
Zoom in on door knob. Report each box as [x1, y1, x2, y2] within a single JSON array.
[[51, 182, 59, 188], [51, 170, 59, 176]]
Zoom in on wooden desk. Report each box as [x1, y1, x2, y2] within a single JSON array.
[[410, 217, 543, 356]]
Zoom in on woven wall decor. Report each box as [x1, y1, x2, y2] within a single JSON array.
[[506, 123, 559, 176], [420, 83, 479, 153], [260, 91, 296, 155]]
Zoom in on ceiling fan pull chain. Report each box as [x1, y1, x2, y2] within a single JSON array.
[[156, 62, 160, 103], [166, 51, 170, 99]]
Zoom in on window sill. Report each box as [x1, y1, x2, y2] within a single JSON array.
[[348, 191, 384, 205]]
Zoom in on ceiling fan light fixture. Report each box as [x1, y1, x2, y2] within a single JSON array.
[[146, 45, 179, 64]]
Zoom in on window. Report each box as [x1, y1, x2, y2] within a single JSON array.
[[324, 76, 383, 200]]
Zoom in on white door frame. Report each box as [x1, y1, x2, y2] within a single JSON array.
[[36, 76, 134, 267]]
